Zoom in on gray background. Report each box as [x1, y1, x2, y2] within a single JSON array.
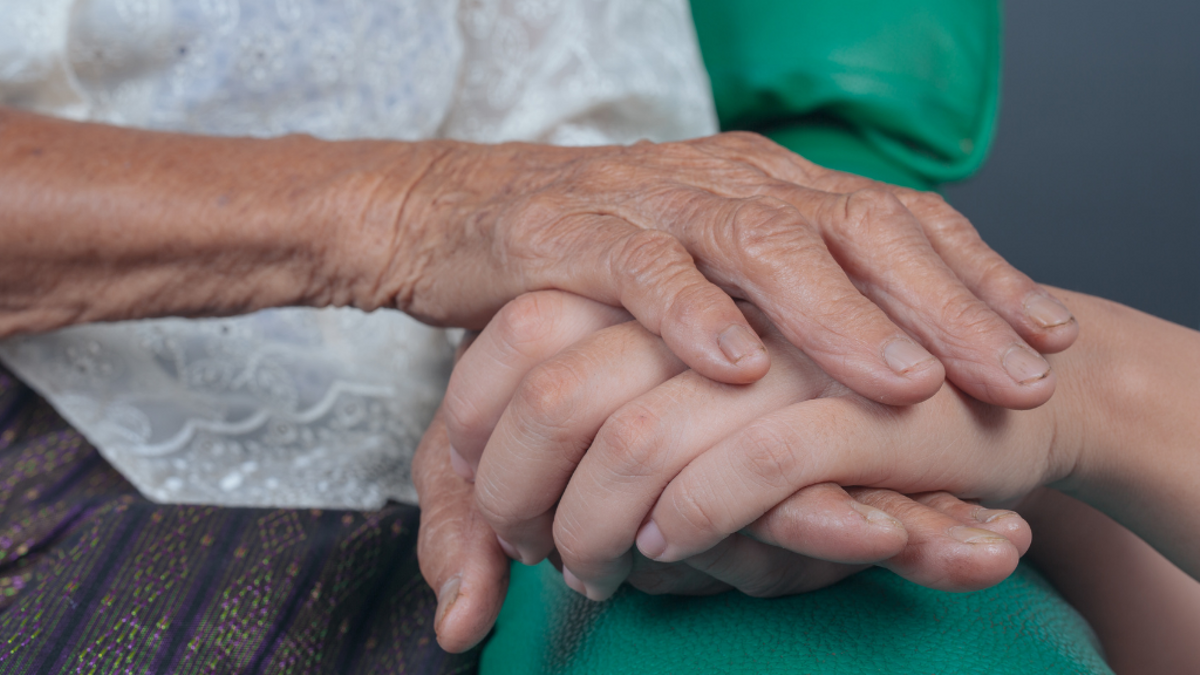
[[942, 0, 1200, 327]]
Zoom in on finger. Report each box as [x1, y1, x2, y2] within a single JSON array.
[[529, 214, 769, 385], [810, 187, 1056, 409], [561, 550, 637, 601], [696, 132, 1078, 361], [909, 491, 1032, 556], [742, 482, 908, 564], [672, 143, 1056, 408], [682, 532, 865, 597], [745, 485, 1028, 587], [551, 311, 832, 600], [848, 488, 1022, 592], [413, 410, 509, 653], [627, 191, 946, 406], [474, 321, 687, 566], [892, 193, 1079, 356], [442, 290, 630, 478], [638, 389, 1030, 564]]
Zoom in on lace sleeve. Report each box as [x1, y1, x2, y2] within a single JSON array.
[[0, 309, 454, 509], [0, 0, 719, 511], [443, 0, 718, 145]]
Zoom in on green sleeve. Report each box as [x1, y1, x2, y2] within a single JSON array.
[[691, 0, 1004, 190]]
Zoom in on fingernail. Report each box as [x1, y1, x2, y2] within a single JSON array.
[[496, 535, 520, 561], [1025, 294, 1074, 329], [975, 507, 1018, 524], [1002, 345, 1050, 384], [850, 501, 904, 529], [449, 445, 475, 483], [718, 324, 766, 365], [434, 576, 462, 634], [636, 520, 668, 560], [949, 526, 1008, 545], [883, 339, 935, 375]]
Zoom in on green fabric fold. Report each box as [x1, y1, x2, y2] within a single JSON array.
[[691, 0, 1003, 186]]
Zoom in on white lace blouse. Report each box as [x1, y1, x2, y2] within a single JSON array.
[[0, 0, 718, 509]]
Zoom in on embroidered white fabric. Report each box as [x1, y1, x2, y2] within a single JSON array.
[[0, 0, 718, 509]]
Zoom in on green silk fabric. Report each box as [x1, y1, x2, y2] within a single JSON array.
[[478, 2, 1112, 672]]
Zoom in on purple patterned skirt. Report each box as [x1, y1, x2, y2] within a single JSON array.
[[0, 368, 477, 674]]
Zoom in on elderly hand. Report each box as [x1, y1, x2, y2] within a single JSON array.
[[391, 132, 1075, 408], [0, 110, 1075, 409]]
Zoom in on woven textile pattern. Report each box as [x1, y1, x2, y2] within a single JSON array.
[[0, 367, 474, 674]]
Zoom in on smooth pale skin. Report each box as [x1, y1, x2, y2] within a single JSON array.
[[421, 288, 1200, 671], [439, 292, 1029, 593], [0, 106, 1077, 408]]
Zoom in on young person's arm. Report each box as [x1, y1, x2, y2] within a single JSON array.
[[1023, 488, 1200, 673]]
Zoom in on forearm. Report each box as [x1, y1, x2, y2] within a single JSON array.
[[0, 107, 446, 335], [1048, 289, 1200, 579], [1023, 489, 1200, 673]]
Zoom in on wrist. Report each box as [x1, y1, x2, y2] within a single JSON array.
[[303, 138, 464, 315], [0, 109, 467, 333], [1044, 290, 1200, 574]]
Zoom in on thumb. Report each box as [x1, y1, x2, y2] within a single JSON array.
[[415, 408, 510, 653]]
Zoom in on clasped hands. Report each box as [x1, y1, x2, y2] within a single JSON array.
[[395, 134, 1085, 653], [416, 288, 1077, 652]]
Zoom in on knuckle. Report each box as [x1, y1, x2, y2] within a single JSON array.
[[737, 420, 803, 490], [713, 130, 774, 151], [670, 481, 731, 543], [511, 359, 589, 435], [492, 292, 563, 356], [549, 523, 592, 564], [551, 520, 591, 567], [834, 188, 911, 240], [551, 515, 611, 571], [908, 196, 985, 246], [900, 189, 949, 216], [938, 294, 1008, 343], [593, 405, 669, 479], [727, 197, 812, 260], [473, 480, 528, 532], [503, 193, 565, 248], [971, 252, 1028, 292], [440, 382, 486, 447], [610, 229, 691, 281]]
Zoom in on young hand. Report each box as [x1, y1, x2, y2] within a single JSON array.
[[442, 292, 1032, 601]]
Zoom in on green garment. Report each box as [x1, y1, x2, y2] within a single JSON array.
[[692, 0, 1003, 190], [483, 562, 1109, 674], [479, 2, 1112, 672]]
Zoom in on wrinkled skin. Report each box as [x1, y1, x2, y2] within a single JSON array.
[[400, 133, 1077, 408], [1, 109, 1073, 407]]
